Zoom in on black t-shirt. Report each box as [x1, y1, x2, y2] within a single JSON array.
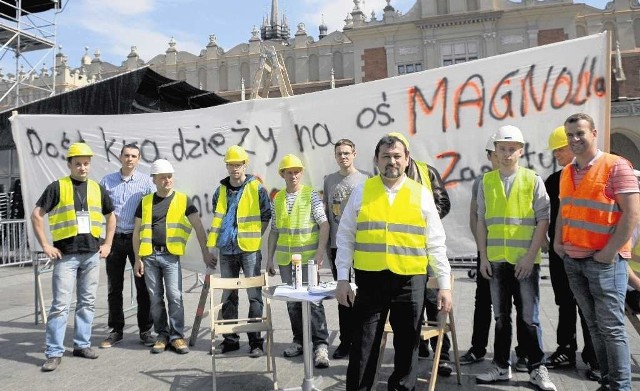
[[545, 170, 561, 241], [36, 177, 115, 254], [134, 192, 198, 246]]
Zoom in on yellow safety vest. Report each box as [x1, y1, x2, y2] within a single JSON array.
[[49, 176, 103, 241], [353, 176, 428, 275], [484, 167, 540, 265], [631, 234, 640, 273], [207, 180, 262, 251], [138, 191, 193, 257], [414, 160, 433, 191], [274, 185, 319, 265]]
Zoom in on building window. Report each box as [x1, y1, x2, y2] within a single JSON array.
[[604, 21, 618, 45], [634, 19, 640, 47], [309, 54, 319, 82], [437, 0, 449, 15], [240, 62, 250, 87], [332, 52, 344, 79], [219, 65, 228, 91], [576, 24, 587, 38], [441, 41, 478, 66], [398, 63, 423, 75], [198, 68, 207, 90], [467, 0, 479, 11], [285, 56, 296, 83]]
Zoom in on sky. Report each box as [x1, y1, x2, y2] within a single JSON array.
[[3, 0, 612, 73]]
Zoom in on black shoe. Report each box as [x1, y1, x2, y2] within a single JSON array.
[[438, 361, 453, 377], [99, 331, 123, 348], [72, 347, 99, 359], [460, 350, 484, 365], [418, 340, 430, 359], [249, 345, 264, 358], [514, 356, 528, 372], [586, 362, 601, 382], [332, 343, 350, 359], [545, 349, 576, 369], [218, 341, 240, 354], [41, 357, 61, 372]]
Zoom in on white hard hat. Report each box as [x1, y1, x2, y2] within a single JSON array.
[[150, 159, 175, 175], [494, 125, 524, 145], [485, 133, 497, 152]]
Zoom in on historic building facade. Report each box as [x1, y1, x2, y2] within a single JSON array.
[[2, 0, 640, 192]]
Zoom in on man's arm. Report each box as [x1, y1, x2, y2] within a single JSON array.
[[31, 206, 61, 260], [595, 192, 640, 263], [187, 212, 217, 268], [553, 213, 565, 258], [99, 212, 116, 259], [315, 221, 329, 267], [133, 217, 144, 277], [266, 229, 278, 276], [334, 184, 361, 307], [469, 197, 479, 245]]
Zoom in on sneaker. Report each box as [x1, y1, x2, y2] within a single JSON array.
[[283, 342, 303, 357], [41, 357, 61, 372], [314, 346, 330, 369], [249, 346, 264, 358], [99, 331, 123, 349], [545, 349, 576, 369], [151, 339, 168, 354], [418, 340, 430, 359], [515, 356, 528, 372], [332, 343, 350, 359], [171, 338, 189, 354], [438, 361, 453, 377], [218, 341, 240, 354], [139, 330, 156, 347], [529, 365, 557, 391], [476, 365, 512, 384], [460, 350, 484, 365], [72, 347, 99, 359], [586, 362, 601, 382]]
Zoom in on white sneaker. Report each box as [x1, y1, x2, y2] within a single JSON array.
[[476, 365, 512, 384], [314, 346, 330, 369], [530, 365, 557, 391]]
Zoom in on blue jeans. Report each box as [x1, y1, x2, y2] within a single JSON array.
[[564, 254, 630, 390], [489, 262, 544, 371], [278, 264, 329, 348], [220, 251, 264, 347], [143, 252, 184, 341], [45, 252, 100, 358]]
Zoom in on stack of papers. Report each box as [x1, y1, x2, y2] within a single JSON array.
[[272, 282, 357, 303]]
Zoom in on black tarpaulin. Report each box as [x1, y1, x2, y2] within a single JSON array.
[[0, 67, 229, 150]]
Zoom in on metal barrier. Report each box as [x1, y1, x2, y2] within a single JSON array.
[[0, 219, 29, 267], [33, 251, 138, 325]]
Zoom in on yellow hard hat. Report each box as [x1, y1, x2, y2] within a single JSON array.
[[547, 126, 568, 151], [278, 154, 304, 174], [387, 132, 410, 151], [224, 145, 249, 163], [67, 142, 94, 158]]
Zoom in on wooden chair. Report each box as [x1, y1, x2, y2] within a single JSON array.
[[209, 274, 277, 391], [374, 275, 461, 391], [625, 296, 640, 337]]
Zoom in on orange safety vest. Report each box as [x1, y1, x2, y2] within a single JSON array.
[[559, 153, 631, 254]]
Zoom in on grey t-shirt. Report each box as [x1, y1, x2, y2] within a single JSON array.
[[323, 169, 370, 248]]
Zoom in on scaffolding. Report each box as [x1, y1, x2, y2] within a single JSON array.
[[250, 45, 293, 99], [0, 0, 60, 108]]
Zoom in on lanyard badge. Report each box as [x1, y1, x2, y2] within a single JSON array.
[[76, 211, 91, 234]]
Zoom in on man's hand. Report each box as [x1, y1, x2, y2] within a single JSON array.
[[436, 288, 452, 314], [515, 256, 534, 280], [266, 259, 276, 277], [42, 244, 62, 260], [99, 243, 112, 259], [553, 240, 565, 259], [134, 259, 144, 277], [202, 249, 217, 269], [335, 280, 355, 307], [541, 237, 550, 254], [594, 248, 616, 264], [479, 256, 492, 280]]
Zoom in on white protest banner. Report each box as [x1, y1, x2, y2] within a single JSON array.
[[11, 33, 609, 270]]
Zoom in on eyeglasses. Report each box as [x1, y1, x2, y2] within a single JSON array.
[[335, 152, 353, 157]]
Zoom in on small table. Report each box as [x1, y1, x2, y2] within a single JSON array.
[[263, 285, 333, 391]]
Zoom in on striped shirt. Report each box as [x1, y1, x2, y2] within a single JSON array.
[[270, 188, 327, 232], [564, 150, 639, 259], [100, 169, 155, 234]]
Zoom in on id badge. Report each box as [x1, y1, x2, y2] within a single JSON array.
[[76, 211, 91, 234]]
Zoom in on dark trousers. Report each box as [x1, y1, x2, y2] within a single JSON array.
[[330, 248, 355, 347], [347, 270, 426, 391], [470, 254, 528, 359], [106, 234, 153, 334], [548, 247, 597, 366]]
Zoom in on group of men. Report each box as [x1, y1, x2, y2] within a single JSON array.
[[31, 111, 637, 391]]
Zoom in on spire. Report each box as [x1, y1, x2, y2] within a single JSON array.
[[271, 0, 279, 27]]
